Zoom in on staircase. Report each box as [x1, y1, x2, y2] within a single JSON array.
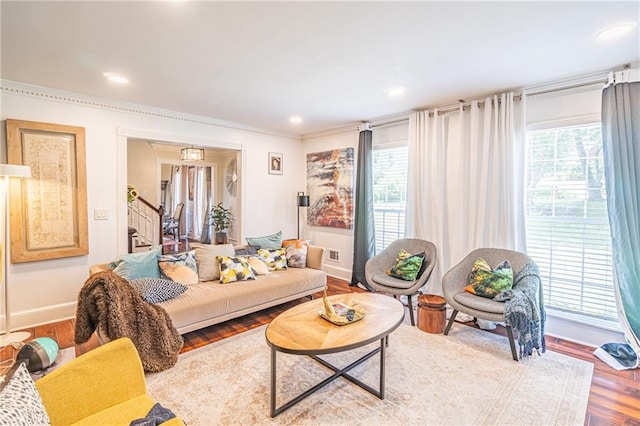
[[127, 197, 164, 252]]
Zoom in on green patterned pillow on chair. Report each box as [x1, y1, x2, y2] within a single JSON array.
[[464, 258, 513, 298], [386, 249, 425, 281]]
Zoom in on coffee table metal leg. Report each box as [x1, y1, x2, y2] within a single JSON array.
[[270, 336, 388, 417], [270, 346, 276, 417], [380, 337, 385, 399]]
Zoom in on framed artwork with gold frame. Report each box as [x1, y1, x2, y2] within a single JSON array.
[[5, 119, 88, 263]]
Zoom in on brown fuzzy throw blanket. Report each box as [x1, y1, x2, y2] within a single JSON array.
[[75, 271, 183, 372]]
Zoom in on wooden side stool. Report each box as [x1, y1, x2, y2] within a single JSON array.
[[417, 294, 447, 334]]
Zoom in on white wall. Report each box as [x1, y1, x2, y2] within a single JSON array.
[[0, 81, 303, 329], [301, 129, 359, 280], [300, 121, 410, 281]]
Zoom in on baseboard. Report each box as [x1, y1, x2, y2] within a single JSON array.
[[4, 302, 77, 332], [545, 312, 624, 348], [324, 264, 352, 281]]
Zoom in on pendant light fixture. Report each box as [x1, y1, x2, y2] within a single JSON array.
[[181, 146, 205, 161]]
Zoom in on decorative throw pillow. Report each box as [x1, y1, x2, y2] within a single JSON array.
[[217, 256, 257, 284], [234, 245, 259, 256], [386, 249, 425, 281], [158, 251, 199, 285], [190, 243, 236, 281], [257, 248, 288, 271], [246, 231, 283, 250], [464, 258, 513, 299], [246, 256, 270, 275], [128, 277, 188, 304], [111, 246, 162, 280], [282, 239, 309, 268], [0, 362, 50, 425]]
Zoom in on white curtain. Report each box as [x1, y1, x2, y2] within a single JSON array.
[[405, 92, 527, 292]]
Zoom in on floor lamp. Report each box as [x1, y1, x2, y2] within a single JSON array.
[[0, 164, 32, 347], [297, 192, 309, 240]]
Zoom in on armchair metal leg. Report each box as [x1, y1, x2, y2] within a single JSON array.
[[506, 325, 519, 361], [443, 309, 458, 335], [407, 294, 415, 326]]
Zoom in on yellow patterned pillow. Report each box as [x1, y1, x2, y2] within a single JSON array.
[[217, 256, 257, 284], [257, 248, 288, 271]]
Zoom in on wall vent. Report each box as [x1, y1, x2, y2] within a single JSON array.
[[328, 249, 340, 262]]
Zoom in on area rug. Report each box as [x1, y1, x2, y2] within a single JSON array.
[[146, 324, 593, 425]]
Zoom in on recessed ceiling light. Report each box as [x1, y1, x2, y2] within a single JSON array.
[[387, 87, 405, 96], [597, 23, 636, 40], [103, 72, 129, 84], [289, 116, 302, 124]]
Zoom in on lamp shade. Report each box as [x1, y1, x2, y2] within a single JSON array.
[[0, 164, 31, 178], [297, 193, 310, 207], [181, 147, 204, 161]]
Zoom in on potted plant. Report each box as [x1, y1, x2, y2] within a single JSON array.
[[210, 202, 233, 244]]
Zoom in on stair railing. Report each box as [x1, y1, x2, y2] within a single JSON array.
[[128, 197, 164, 250]]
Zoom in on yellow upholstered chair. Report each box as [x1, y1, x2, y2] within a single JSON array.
[[35, 337, 183, 426]]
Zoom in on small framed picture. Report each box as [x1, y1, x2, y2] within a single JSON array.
[[268, 152, 283, 175]]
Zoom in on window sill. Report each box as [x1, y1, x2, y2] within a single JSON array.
[[546, 308, 622, 333]]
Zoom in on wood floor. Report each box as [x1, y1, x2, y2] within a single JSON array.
[[2, 276, 638, 425]]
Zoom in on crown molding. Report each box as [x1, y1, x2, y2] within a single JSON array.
[[0, 80, 300, 141]]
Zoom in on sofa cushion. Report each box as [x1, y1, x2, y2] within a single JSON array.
[[158, 268, 326, 332], [217, 256, 257, 284], [158, 251, 199, 285], [246, 231, 283, 250], [111, 246, 162, 280], [257, 248, 288, 271], [0, 362, 50, 425], [372, 273, 419, 290], [128, 278, 188, 304], [282, 240, 309, 268], [454, 291, 506, 314], [72, 394, 159, 426], [190, 243, 235, 281]]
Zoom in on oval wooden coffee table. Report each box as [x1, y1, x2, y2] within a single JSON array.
[[265, 293, 405, 417]]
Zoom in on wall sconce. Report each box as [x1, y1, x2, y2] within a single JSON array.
[[181, 147, 205, 161], [297, 191, 310, 240]]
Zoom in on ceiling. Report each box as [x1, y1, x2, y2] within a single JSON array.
[[1, 1, 638, 136]]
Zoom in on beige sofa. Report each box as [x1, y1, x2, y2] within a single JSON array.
[[89, 245, 326, 334]]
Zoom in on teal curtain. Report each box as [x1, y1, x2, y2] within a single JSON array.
[[350, 128, 375, 288], [598, 81, 640, 369]]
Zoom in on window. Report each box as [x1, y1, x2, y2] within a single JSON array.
[[525, 123, 617, 321], [372, 145, 408, 254]]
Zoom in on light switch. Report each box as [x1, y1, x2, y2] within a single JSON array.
[[94, 208, 108, 220]]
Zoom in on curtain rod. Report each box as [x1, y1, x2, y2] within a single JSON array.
[[428, 74, 613, 117], [371, 118, 409, 128]]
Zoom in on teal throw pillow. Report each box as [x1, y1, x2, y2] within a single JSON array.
[[464, 258, 513, 299], [386, 249, 425, 281], [111, 246, 162, 280], [246, 231, 283, 250]]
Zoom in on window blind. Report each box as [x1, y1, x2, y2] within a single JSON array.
[[525, 123, 617, 321], [372, 145, 408, 254]]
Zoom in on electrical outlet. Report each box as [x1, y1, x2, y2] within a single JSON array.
[[94, 208, 108, 220]]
